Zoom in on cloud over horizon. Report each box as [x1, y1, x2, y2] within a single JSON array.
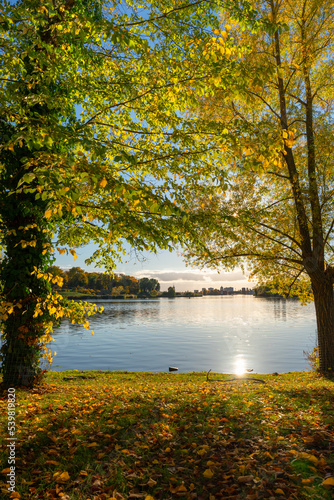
[[130, 268, 248, 284]]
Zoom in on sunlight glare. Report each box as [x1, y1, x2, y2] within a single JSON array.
[[235, 357, 246, 376]]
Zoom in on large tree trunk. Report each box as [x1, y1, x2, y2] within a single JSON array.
[[0, 125, 53, 387], [311, 273, 334, 373]]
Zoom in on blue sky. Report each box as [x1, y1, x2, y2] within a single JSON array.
[[54, 243, 253, 292]]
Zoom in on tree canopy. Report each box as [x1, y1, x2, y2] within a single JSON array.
[[184, 0, 334, 372], [0, 0, 226, 386]]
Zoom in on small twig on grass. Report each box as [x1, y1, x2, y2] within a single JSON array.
[[206, 369, 266, 384]]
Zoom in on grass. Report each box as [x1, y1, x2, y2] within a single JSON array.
[[1, 370, 334, 499]]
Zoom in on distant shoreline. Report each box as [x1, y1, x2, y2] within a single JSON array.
[[58, 293, 294, 301]]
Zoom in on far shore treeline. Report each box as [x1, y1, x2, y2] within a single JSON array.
[[48, 265, 193, 298], [48, 266, 262, 299], [48, 266, 160, 299]]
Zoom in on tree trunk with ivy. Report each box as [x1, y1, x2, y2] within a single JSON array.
[[0, 131, 54, 387]]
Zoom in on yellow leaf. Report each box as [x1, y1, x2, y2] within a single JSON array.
[[53, 471, 70, 483], [86, 442, 98, 447], [45, 210, 52, 219], [282, 130, 288, 139], [203, 469, 214, 479], [302, 478, 313, 484], [145, 496, 155, 500], [91, 331, 95, 335], [298, 452, 319, 465], [69, 248, 77, 260], [8, 144, 14, 152], [322, 477, 334, 487], [1, 468, 11, 474], [100, 177, 107, 188], [178, 484, 187, 492], [275, 488, 284, 494], [9, 492, 20, 499], [213, 29, 220, 35], [147, 478, 157, 487]]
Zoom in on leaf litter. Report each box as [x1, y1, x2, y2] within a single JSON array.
[[0, 370, 334, 499]]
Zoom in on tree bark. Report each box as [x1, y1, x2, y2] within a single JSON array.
[[0, 128, 53, 387], [311, 272, 334, 373]]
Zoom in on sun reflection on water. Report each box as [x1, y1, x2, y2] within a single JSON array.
[[234, 356, 246, 375]]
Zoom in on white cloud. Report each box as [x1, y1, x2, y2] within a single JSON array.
[[118, 268, 254, 292], [131, 269, 246, 283]]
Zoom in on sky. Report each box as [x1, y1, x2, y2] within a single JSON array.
[[54, 242, 254, 292]]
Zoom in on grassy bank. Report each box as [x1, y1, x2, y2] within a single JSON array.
[[1, 371, 334, 499]]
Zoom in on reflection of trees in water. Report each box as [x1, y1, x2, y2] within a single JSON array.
[[272, 299, 287, 321], [101, 301, 161, 324], [53, 300, 161, 335]]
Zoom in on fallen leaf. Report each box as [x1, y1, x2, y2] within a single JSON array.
[[178, 484, 187, 492], [203, 469, 214, 479], [53, 471, 70, 483], [237, 475, 254, 483], [302, 478, 314, 484], [322, 477, 334, 488], [298, 452, 319, 465]]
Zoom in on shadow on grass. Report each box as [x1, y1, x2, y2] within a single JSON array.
[[0, 371, 333, 499]]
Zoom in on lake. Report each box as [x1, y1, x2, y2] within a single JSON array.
[[46, 296, 317, 374]]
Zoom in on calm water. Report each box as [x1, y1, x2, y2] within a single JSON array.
[[46, 296, 317, 374]]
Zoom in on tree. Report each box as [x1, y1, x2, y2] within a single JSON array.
[[66, 267, 89, 289], [0, 0, 223, 387], [139, 278, 160, 293], [167, 286, 176, 298], [184, 0, 334, 372]]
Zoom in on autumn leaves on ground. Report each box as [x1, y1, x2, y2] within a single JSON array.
[[1, 371, 334, 500]]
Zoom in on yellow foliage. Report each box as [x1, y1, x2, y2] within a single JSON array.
[[69, 248, 77, 260]]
